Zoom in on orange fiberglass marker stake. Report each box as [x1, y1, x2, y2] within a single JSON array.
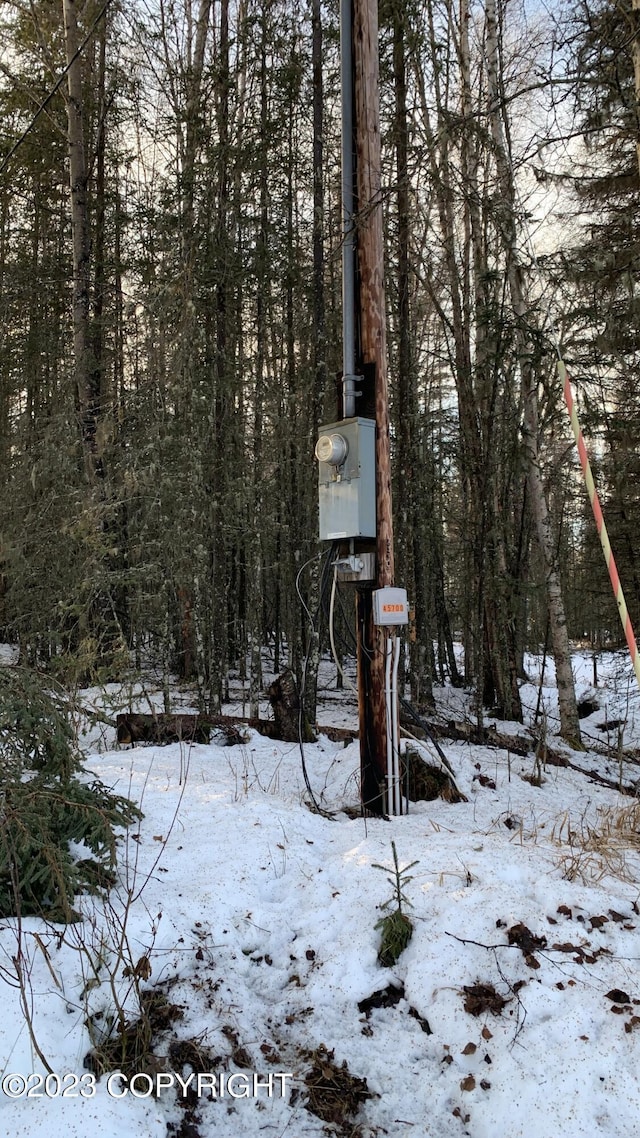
[[559, 359, 640, 690]]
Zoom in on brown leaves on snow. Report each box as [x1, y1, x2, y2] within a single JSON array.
[[507, 922, 547, 968], [462, 983, 508, 1017]]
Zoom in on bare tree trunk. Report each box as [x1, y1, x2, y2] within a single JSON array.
[[248, 7, 270, 719], [171, 0, 212, 683], [391, 0, 433, 706], [207, 0, 231, 712], [632, 0, 640, 177], [302, 0, 327, 729], [62, 0, 98, 478]]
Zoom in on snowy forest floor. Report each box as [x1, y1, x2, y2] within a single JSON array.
[[2, 648, 640, 1137]]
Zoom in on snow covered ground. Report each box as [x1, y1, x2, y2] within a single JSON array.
[[2, 649, 640, 1137]]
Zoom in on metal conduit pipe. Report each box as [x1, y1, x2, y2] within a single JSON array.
[[391, 635, 402, 815], [384, 634, 403, 816], [340, 0, 357, 418], [384, 637, 393, 814]]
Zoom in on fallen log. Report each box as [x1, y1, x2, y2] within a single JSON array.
[[315, 724, 358, 744], [115, 710, 316, 747], [116, 713, 212, 746], [418, 718, 533, 757]]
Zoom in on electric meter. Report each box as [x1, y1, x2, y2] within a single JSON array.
[[315, 433, 349, 467]]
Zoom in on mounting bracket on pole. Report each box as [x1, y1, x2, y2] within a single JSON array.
[[334, 552, 376, 582], [342, 373, 361, 418]]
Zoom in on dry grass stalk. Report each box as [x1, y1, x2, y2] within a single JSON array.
[[552, 802, 640, 884]]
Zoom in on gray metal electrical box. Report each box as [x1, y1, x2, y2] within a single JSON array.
[[315, 417, 376, 540]]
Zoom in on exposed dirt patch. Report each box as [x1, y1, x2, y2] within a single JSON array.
[[303, 1044, 373, 1135], [84, 991, 184, 1078], [357, 982, 432, 1035], [169, 1037, 224, 1074], [358, 982, 405, 1016]]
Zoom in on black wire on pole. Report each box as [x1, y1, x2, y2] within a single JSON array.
[[399, 695, 456, 777], [0, 0, 114, 177], [295, 546, 337, 817]]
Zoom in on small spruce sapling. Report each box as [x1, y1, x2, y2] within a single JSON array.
[[372, 841, 419, 967]]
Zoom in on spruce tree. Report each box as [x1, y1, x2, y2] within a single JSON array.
[[0, 667, 140, 921]]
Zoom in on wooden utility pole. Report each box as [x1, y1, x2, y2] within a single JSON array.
[[352, 0, 397, 813]]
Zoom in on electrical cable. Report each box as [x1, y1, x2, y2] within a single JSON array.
[[0, 0, 115, 177], [320, 559, 372, 668], [336, 574, 374, 662], [329, 562, 359, 696], [355, 596, 386, 817], [391, 634, 402, 814], [295, 547, 335, 818], [384, 636, 393, 813], [295, 549, 327, 627], [319, 542, 340, 624]]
